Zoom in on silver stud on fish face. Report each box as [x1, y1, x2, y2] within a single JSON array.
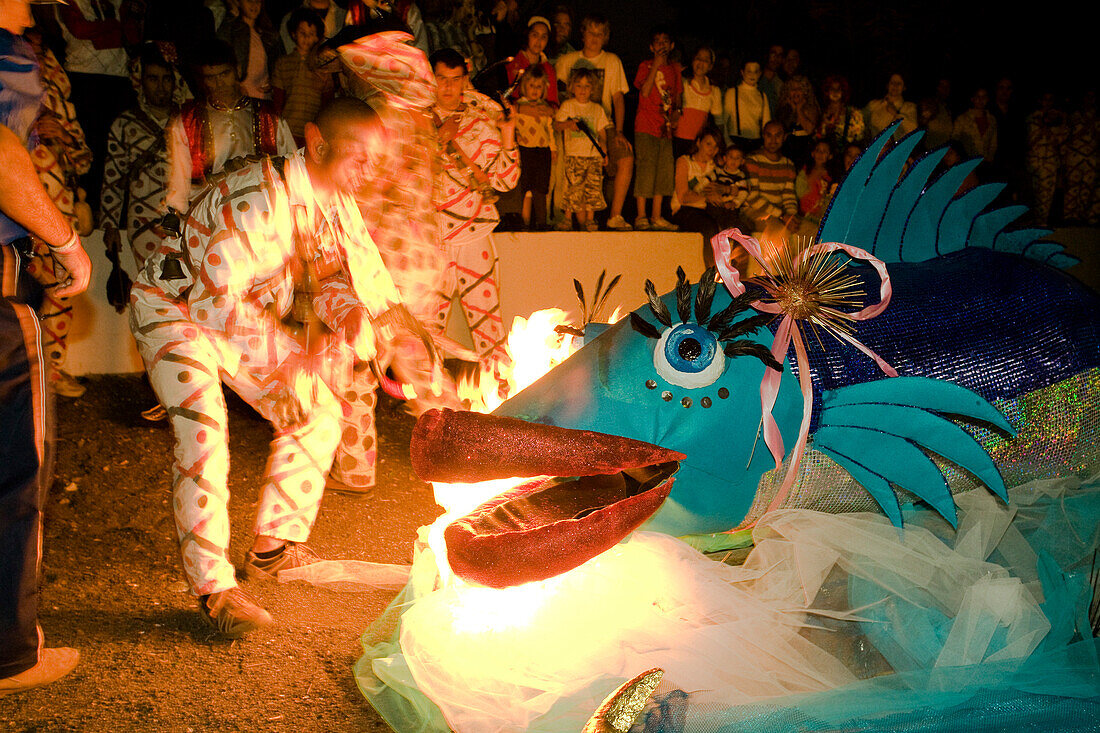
[[718, 387, 729, 399], [645, 379, 656, 389], [701, 396, 712, 408], [681, 397, 692, 408], [661, 391, 673, 402]]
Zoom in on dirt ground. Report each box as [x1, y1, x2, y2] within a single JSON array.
[[0, 374, 440, 731]]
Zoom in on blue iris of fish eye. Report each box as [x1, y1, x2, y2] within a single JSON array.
[[663, 324, 717, 373]]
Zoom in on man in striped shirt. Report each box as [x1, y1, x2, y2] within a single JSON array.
[[744, 120, 800, 235]]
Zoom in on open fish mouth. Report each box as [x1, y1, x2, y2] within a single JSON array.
[[410, 409, 685, 588]]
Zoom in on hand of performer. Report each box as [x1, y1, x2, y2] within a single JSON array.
[[340, 305, 378, 363], [35, 114, 72, 145], [52, 241, 92, 299], [498, 103, 517, 148]]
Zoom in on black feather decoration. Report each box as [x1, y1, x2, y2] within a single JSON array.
[[694, 267, 718, 324], [675, 267, 691, 323], [724, 340, 783, 371], [707, 291, 757, 333], [717, 313, 774, 342], [574, 279, 586, 323], [592, 273, 621, 323], [629, 312, 662, 340], [644, 280, 672, 327]]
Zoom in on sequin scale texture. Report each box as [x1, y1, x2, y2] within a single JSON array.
[[744, 368, 1100, 527]]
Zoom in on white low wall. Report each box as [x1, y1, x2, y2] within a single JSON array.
[[65, 230, 708, 375]]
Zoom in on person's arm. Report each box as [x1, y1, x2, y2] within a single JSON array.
[[781, 167, 799, 218], [553, 104, 577, 131], [636, 59, 659, 96], [674, 156, 703, 206], [164, 116, 192, 214], [612, 91, 625, 133], [0, 124, 90, 298]]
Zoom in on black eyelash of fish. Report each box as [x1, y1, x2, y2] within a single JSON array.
[[629, 271, 780, 371]]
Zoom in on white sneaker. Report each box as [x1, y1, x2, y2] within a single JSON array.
[[633, 217, 651, 231], [606, 215, 633, 231], [651, 217, 679, 231]]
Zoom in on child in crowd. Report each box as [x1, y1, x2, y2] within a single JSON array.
[[795, 139, 834, 227], [554, 67, 609, 231], [505, 15, 558, 105], [712, 143, 750, 211], [555, 14, 633, 230], [633, 26, 681, 231], [514, 65, 557, 230], [674, 46, 722, 160], [723, 59, 771, 152], [272, 8, 334, 146], [745, 120, 800, 235]]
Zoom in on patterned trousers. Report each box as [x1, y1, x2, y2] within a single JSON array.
[[25, 144, 76, 375], [432, 234, 508, 370], [132, 292, 341, 595], [330, 365, 378, 489]]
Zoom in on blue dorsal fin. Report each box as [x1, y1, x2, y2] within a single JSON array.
[[900, 159, 983, 260], [818, 121, 901, 245], [875, 149, 947, 260], [938, 183, 1004, 255], [819, 126, 1075, 268], [842, 132, 924, 251], [970, 205, 1030, 250]]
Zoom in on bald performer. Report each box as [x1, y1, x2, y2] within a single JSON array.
[[130, 98, 415, 637]]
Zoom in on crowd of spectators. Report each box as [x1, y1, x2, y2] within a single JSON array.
[[26, 0, 1100, 245]]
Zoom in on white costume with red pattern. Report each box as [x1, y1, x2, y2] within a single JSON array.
[[129, 151, 399, 594], [431, 91, 519, 369]]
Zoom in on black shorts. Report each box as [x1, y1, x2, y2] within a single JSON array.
[[518, 146, 552, 195]]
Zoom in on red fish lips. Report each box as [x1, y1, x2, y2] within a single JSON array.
[[411, 409, 684, 588]]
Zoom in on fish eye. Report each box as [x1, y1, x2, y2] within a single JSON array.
[[654, 323, 726, 388]]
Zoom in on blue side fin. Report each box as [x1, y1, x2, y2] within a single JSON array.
[[812, 377, 1015, 526], [820, 377, 1015, 434], [818, 403, 1009, 502], [814, 425, 957, 526], [817, 126, 1074, 268]]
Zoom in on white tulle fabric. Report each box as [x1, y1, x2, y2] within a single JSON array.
[[369, 481, 1058, 732]]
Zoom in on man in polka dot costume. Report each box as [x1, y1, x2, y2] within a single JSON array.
[[429, 48, 519, 373], [129, 98, 406, 637]]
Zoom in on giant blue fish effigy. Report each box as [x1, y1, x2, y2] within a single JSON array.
[[353, 123, 1100, 732]]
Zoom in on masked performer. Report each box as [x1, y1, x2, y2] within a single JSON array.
[[129, 97, 416, 637], [321, 30, 456, 494]]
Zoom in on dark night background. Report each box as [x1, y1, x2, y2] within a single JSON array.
[[530, 0, 1088, 110]]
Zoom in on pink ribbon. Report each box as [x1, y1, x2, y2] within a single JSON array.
[[712, 229, 897, 515]]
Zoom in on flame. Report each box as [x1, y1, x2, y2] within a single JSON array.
[[456, 308, 580, 414], [432, 307, 625, 601]]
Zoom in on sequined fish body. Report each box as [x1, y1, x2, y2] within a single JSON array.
[[493, 125, 1100, 537]]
